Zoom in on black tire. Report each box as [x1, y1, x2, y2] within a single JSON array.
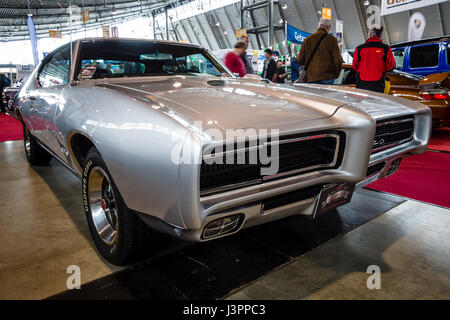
[[82, 147, 155, 265], [23, 126, 52, 165]]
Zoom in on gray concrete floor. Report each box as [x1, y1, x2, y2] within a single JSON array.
[[0, 141, 122, 299], [1, 140, 450, 299], [226, 200, 450, 299]]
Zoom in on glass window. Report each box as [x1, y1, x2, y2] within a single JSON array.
[[392, 49, 405, 70], [409, 45, 439, 68], [78, 40, 228, 79], [447, 43, 450, 66], [39, 46, 71, 87]]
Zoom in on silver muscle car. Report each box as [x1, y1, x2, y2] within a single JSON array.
[[16, 38, 431, 265]]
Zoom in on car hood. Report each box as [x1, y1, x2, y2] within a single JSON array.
[[295, 83, 417, 118], [96, 76, 345, 130], [419, 71, 450, 89]]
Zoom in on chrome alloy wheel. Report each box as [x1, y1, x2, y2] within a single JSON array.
[[88, 167, 119, 245]]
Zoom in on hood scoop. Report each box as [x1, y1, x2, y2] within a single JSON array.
[[207, 79, 227, 87]]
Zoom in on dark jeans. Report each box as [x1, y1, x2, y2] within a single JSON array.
[[356, 82, 384, 93]]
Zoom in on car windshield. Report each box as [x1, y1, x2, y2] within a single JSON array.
[[77, 40, 231, 79]]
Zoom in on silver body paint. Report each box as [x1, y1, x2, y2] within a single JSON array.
[[16, 39, 431, 241]]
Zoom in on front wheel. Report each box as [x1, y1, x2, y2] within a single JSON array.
[[23, 126, 52, 165], [82, 147, 155, 265]]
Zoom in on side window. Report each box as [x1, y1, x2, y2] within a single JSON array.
[[39, 47, 71, 87], [447, 43, 450, 66], [409, 45, 439, 68], [392, 49, 405, 70]]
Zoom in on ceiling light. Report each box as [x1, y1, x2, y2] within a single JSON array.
[[224, 31, 227, 35], [27, 13, 33, 17], [282, 3, 287, 9], [364, 1, 370, 5], [279, 19, 283, 23], [215, 22, 220, 26]]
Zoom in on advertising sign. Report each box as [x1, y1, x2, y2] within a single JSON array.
[[322, 7, 332, 20], [286, 24, 311, 44], [49, 30, 62, 38], [381, 0, 447, 16], [235, 28, 247, 38]]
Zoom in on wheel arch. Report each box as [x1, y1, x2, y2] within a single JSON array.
[[68, 131, 101, 174]]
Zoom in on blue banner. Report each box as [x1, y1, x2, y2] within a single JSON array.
[[27, 16, 39, 66], [286, 24, 311, 44]]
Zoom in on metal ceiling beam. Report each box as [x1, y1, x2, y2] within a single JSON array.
[[210, 9, 232, 48], [185, 17, 201, 46], [193, 14, 214, 50]]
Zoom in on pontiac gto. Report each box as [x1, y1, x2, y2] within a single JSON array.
[[16, 39, 431, 264]]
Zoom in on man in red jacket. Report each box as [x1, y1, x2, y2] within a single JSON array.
[[352, 26, 395, 93], [224, 41, 247, 77]]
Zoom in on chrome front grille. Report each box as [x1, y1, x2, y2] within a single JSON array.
[[372, 116, 414, 153], [200, 131, 344, 197]]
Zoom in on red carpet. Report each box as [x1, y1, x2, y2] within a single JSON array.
[[367, 151, 450, 208], [428, 127, 450, 152], [0, 113, 23, 142]]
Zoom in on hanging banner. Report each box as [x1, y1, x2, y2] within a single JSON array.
[[286, 24, 311, 45], [82, 9, 90, 23], [336, 19, 344, 52], [408, 12, 426, 41], [102, 26, 110, 39], [27, 16, 39, 67], [381, 0, 447, 16], [111, 26, 118, 38]]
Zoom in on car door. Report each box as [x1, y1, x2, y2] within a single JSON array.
[[32, 45, 71, 157]]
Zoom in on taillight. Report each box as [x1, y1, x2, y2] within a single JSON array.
[[432, 93, 449, 100], [420, 93, 433, 100], [419, 91, 449, 100]]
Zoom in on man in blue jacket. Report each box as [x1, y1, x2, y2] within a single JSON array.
[[291, 56, 300, 82]]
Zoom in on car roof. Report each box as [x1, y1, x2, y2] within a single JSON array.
[[391, 36, 450, 48], [75, 37, 205, 49]]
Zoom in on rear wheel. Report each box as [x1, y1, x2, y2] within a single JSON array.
[[82, 147, 155, 265], [23, 126, 52, 165]]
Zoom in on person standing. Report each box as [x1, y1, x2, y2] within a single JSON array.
[[0, 73, 11, 113], [276, 60, 287, 83], [224, 41, 248, 78], [290, 56, 300, 83], [298, 18, 343, 84], [352, 25, 396, 93], [262, 49, 278, 82], [239, 35, 254, 75]]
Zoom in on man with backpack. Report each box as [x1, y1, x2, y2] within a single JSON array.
[[352, 25, 396, 93], [298, 18, 343, 84]]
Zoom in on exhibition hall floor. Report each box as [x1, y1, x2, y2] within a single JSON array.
[[1, 140, 450, 299]]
